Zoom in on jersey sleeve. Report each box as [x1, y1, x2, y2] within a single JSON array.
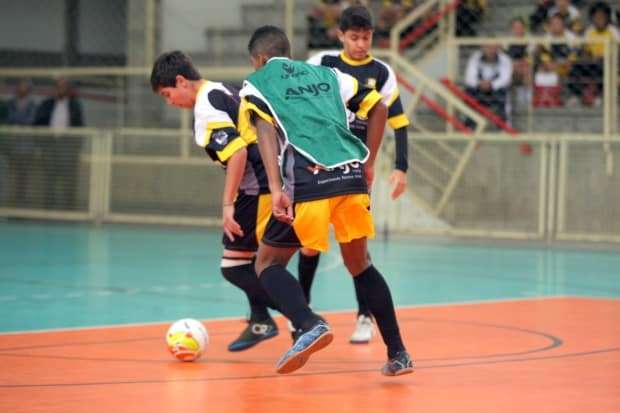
[[194, 89, 246, 163], [306, 52, 325, 66], [379, 62, 410, 130], [334, 68, 383, 120]]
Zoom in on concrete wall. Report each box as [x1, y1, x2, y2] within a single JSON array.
[[161, 0, 272, 53], [0, 0, 65, 52], [0, 0, 126, 55]]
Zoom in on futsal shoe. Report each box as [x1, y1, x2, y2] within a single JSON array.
[[349, 314, 375, 344], [287, 320, 302, 343], [381, 351, 414, 376], [276, 320, 333, 374], [227, 318, 279, 352]]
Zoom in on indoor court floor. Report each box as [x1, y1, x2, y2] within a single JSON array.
[[1, 221, 619, 412]]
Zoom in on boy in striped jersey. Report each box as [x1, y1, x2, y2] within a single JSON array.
[[301, 5, 411, 344], [150, 51, 280, 352]]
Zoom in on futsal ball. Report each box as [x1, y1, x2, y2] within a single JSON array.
[[166, 318, 209, 362]]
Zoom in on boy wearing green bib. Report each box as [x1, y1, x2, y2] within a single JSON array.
[[241, 26, 413, 376]]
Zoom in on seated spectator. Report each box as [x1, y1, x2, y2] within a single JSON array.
[[464, 44, 513, 123], [530, 0, 554, 33], [34, 77, 84, 209], [375, 0, 415, 47], [7, 80, 37, 206], [544, 13, 577, 75], [506, 17, 532, 105], [533, 52, 563, 107], [567, 1, 619, 106], [547, 0, 581, 28], [307, 0, 346, 49], [456, 0, 486, 37]]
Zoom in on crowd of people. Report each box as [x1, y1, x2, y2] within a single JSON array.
[[306, 0, 619, 126], [308, 0, 415, 48], [0, 78, 84, 209], [457, 0, 619, 125]]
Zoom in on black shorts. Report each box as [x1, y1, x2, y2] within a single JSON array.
[[222, 192, 272, 252]]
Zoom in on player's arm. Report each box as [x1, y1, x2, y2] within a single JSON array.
[[255, 118, 293, 224], [196, 89, 249, 239], [380, 64, 410, 199], [221, 148, 246, 241], [389, 126, 408, 199], [364, 102, 388, 187], [240, 92, 293, 224]]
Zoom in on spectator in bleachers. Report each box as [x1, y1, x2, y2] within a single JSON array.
[[506, 17, 532, 105], [533, 51, 563, 106], [375, 0, 415, 46], [547, 0, 581, 28], [307, 1, 369, 49], [567, 1, 619, 106], [307, 0, 346, 49], [530, 0, 554, 33], [464, 44, 513, 123], [34, 78, 84, 209], [7, 80, 37, 206], [545, 13, 577, 67], [456, 0, 486, 37]]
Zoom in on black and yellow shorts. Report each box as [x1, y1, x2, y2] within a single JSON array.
[[222, 192, 272, 252], [262, 193, 374, 252]]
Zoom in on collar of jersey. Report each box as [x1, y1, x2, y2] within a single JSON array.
[[196, 80, 210, 100], [266, 57, 291, 64], [339, 52, 373, 66]]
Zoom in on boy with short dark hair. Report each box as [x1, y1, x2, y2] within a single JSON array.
[[150, 50, 280, 352], [302, 4, 411, 344], [241, 25, 413, 376]]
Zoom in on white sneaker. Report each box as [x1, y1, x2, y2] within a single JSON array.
[[349, 314, 375, 344]]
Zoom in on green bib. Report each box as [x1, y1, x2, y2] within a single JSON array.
[[244, 58, 369, 168]]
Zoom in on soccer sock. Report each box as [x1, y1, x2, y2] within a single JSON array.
[[260, 264, 320, 331], [298, 252, 320, 304], [221, 264, 275, 322], [353, 265, 406, 358], [353, 279, 372, 317]]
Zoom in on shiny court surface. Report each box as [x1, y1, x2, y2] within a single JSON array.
[[0, 221, 619, 412]]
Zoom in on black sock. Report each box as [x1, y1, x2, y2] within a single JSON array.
[[298, 252, 320, 304], [353, 279, 372, 317], [353, 265, 406, 358], [221, 264, 276, 322], [260, 265, 320, 330]]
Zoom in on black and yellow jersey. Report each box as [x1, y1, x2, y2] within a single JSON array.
[[194, 81, 268, 195], [307, 51, 410, 142]]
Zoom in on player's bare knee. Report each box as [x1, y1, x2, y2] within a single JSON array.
[[342, 255, 370, 276], [300, 247, 320, 257]]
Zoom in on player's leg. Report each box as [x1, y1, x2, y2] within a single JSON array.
[[293, 247, 321, 341], [350, 249, 374, 343], [222, 193, 279, 352], [329, 193, 374, 343], [333, 194, 413, 376], [297, 248, 320, 304], [255, 202, 333, 374], [221, 250, 279, 352]]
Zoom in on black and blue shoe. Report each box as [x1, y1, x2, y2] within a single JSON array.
[[381, 351, 414, 376], [227, 318, 279, 352], [276, 320, 333, 374]]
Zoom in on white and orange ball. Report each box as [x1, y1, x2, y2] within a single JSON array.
[[166, 318, 209, 362]]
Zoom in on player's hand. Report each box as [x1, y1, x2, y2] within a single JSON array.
[[389, 169, 407, 200], [365, 163, 375, 188], [223, 205, 243, 241], [272, 191, 294, 225]]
